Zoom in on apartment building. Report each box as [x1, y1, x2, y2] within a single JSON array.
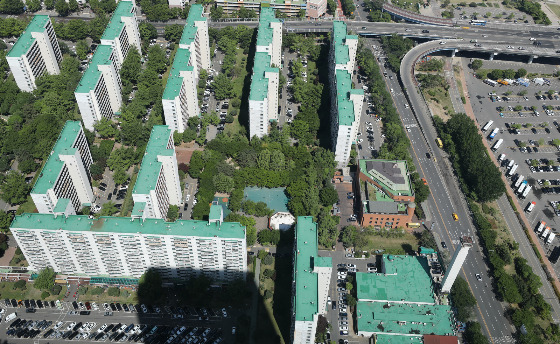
[[30, 121, 94, 215], [99, 0, 141, 68], [355, 159, 416, 229], [6, 15, 62, 92], [329, 21, 363, 168], [291, 217, 332, 344], [10, 207, 247, 281], [75, 0, 140, 131], [306, 0, 327, 18], [75, 45, 123, 131], [215, 0, 310, 17], [162, 4, 210, 133], [168, 0, 187, 8], [131, 126, 182, 220], [249, 8, 282, 139]]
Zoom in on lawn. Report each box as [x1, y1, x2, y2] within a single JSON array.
[[77, 287, 137, 304], [9, 248, 27, 267], [0, 281, 68, 301], [548, 4, 560, 19], [225, 49, 250, 136], [363, 231, 420, 255], [422, 86, 455, 121]]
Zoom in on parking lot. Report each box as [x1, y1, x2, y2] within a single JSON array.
[[1, 298, 233, 343], [463, 60, 560, 267]]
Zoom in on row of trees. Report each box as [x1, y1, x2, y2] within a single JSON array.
[[380, 34, 414, 73], [506, 0, 551, 25]]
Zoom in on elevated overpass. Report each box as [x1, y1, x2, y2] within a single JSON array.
[[382, 3, 453, 26]]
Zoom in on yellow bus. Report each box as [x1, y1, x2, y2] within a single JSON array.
[[436, 138, 443, 148], [408, 223, 421, 228]]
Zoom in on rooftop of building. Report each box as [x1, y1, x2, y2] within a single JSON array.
[[356, 302, 455, 336], [423, 335, 459, 344], [8, 15, 50, 58], [374, 334, 423, 344], [11, 213, 246, 239], [31, 121, 83, 195], [131, 202, 146, 217], [75, 44, 114, 94], [356, 255, 435, 304], [335, 69, 363, 127], [101, 0, 135, 41], [209, 204, 222, 221], [162, 48, 194, 100], [179, 4, 206, 47], [243, 186, 288, 213], [365, 201, 405, 215], [133, 126, 174, 195], [359, 159, 414, 197], [218, 0, 305, 4], [53, 198, 71, 213], [332, 21, 357, 66], [249, 52, 278, 101], [293, 216, 332, 322], [256, 7, 280, 48]]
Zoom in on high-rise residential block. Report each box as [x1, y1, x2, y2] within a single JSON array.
[[99, 0, 141, 68], [330, 21, 363, 168], [76, 0, 140, 131], [291, 217, 332, 344], [162, 4, 209, 133], [132, 126, 182, 220], [6, 15, 62, 92], [30, 121, 93, 215], [10, 208, 247, 281], [75, 45, 123, 131], [249, 8, 282, 139], [306, 0, 327, 18], [215, 0, 311, 17]]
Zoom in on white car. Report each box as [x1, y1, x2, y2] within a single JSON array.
[[193, 199, 198, 206], [222, 308, 228, 317], [186, 194, 190, 202], [327, 296, 332, 304], [339, 308, 347, 313]]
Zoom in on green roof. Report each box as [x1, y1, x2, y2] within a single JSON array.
[[11, 213, 246, 239], [249, 52, 278, 101], [53, 198, 71, 213], [356, 255, 435, 304], [256, 7, 280, 48], [209, 204, 222, 221], [293, 216, 332, 322], [101, 0, 135, 41], [31, 121, 83, 194], [419, 247, 436, 255], [133, 126, 174, 195], [359, 159, 413, 197], [243, 186, 288, 213], [335, 69, 363, 126], [132, 202, 146, 217], [374, 335, 423, 344], [333, 21, 351, 65], [357, 302, 454, 336], [179, 4, 205, 47], [162, 48, 194, 100], [75, 45, 114, 94], [8, 15, 49, 58]]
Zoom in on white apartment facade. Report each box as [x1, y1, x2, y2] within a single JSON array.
[[162, 4, 209, 133], [6, 15, 62, 92], [132, 126, 182, 220], [330, 21, 363, 168], [11, 210, 247, 281], [31, 121, 94, 215], [248, 7, 282, 139], [99, 0, 141, 68], [291, 216, 332, 344]]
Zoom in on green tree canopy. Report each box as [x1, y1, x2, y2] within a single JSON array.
[[211, 74, 235, 100], [0, 171, 30, 205], [34, 267, 56, 290], [166, 204, 179, 222]]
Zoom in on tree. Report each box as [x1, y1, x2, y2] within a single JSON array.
[[346, 294, 357, 308], [213, 173, 234, 193], [75, 40, 89, 61], [54, 0, 70, 16], [26, 0, 42, 12], [137, 268, 163, 304], [418, 230, 437, 250], [0, 210, 12, 232], [44, 0, 54, 9], [469, 58, 482, 70], [120, 46, 141, 90], [34, 267, 56, 290], [341, 225, 357, 248], [319, 186, 338, 207], [262, 253, 273, 266], [146, 45, 168, 74], [450, 277, 477, 321], [164, 24, 183, 43], [212, 74, 235, 100], [167, 205, 179, 222], [327, 0, 336, 13], [464, 322, 489, 344], [210, 5, 223, 20], [94, 118, 118, 138], [68, 0, 78, 12], [14, 279, 26, 289], [516, 68, 527, 78], [138, 22, 158, 41], [113, 168, 128, 186], [1, 171, 29, 205], [0, 0, 24, 14], [98, 201, 118, 217]]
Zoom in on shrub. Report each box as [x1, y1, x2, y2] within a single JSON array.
[[262, 254, 274, 266], [91, 287, 104, 295], [14, 279, 26, 290], [107, 287, 120, 297], [41, 291, 50, 299], [78, 286, 88, 295], [51, 284, 62, 295], [121, 290, 130, 299]]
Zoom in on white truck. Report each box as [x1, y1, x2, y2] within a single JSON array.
[[517, 182, 527, 195], [507, 164, 518, 177], [521, 185, 531, 198], [542, 227, 551, 239], [508, 159, 515, 169], [498, 154, 506, 161], [482, 120, 494, 132], [537, 221, 546, 234], [5, 312, 16, 322], [547, 232, 556, 244], [514, 175, 524, 188], [492, 138, 504, 151], [525, 201, 536, 213]]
